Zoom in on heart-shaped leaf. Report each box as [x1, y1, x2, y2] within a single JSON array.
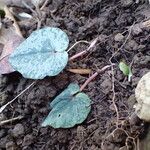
[[9, 27, 69, 79], [42, 83, 91, 128]]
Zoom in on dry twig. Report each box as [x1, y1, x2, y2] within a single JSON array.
[[0, 115, 23, 126], [4, 6, 23, 37], [40, 0, 49, 10], [110, 22, 135, 60], [22, 1, 41, 29], [67, 40, 89, 52], [0, 81, 36, 113], [107, 23, 135, 127], [110, 63, 119, 127]]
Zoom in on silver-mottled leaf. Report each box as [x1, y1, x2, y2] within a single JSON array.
[[9, 27, 69, 79], [42, 83, 91, 128]]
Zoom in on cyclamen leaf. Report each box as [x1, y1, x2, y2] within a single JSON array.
[[42, 83, 91, 128], [9, 27, 69, 79]]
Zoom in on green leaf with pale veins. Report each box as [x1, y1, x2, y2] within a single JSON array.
[[9, 27, 69, 79], [42, 83, 91, 128]]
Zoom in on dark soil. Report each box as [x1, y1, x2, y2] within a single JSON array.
[[0, 0, 150, 150]]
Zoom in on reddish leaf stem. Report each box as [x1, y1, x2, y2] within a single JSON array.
[[69, 50, 87, 61], [69, 38, 98, 61], [80, 65, 113, 91]]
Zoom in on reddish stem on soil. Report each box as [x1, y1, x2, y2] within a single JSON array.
[[69, 38, 98, 61], [80, 65, 113, 91], [69, 50, 87, 61]]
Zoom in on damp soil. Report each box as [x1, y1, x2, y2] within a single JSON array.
[[0, 0, 150, 150]]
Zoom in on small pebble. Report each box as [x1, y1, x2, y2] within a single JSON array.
[[125, 40, 138, 51], [6, 141, 16, 150], [101, 78, 112, 94], [16, 138, 23, 146], [0, 113, 6, 122], [121, 0, 133, 7], [0, 129, 6, 138], [0, 136, 9, 149], [12, 124, 24, 137], [114, 33, 124, 42], [22, 134, 33, 147], [131, 24, 142, 36]]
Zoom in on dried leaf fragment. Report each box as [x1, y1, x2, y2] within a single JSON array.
[[0, 27, 24, 74], [67, 69, 92, 74]]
